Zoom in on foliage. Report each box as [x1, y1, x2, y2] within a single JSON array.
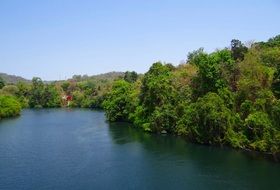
[[42, 84, 61, 108], [259, 47, 280, 98], [103, 35, 280, 155], [178, 93, 239, 145], [0, 77, 5, 89], [188, 49, 234, 97], [124, 71, 138, 83], [0, 85, 19, 96], [236, 51, 275, 105], [15, 82, 31, 108], [230, 39, 248, 61], [139, 62, 175, 116], [137, 62, 178, 132], [29, 77, 45, 108], [102, 80, 134, 121], [244, 111, 277, 152], [271, 100, 280, 130], [0, 95, 21, 119]]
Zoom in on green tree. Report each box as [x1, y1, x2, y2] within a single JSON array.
[[267, 35, 280, 46], [139, 62, 175, 116], [271, 100, 280, 130], [244, 111, 276, 152], [42, 84, 61, 107], [237, 51, 275, 104], [124, 71, 138, 83], [0, 77, 5, 89], [230, 39, 248, 61], [189, 49, 234, 97], [70, 90, 85, 107], [178, 93, 242, 145], [150, 104, 177, 133], [137, 62, 177, 132], [29, 77, 45, 108], [15, 82, 31, 108], [259, 47, 280, 98], [103, 80, 133, 121], [61, 81, 70, 93]]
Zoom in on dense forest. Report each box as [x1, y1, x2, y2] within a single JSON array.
[[102, 35, 280, 157], [0, 35, 279, 157]]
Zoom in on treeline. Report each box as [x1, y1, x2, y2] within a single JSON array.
[[0, 71, 130, 119], [103, 35, 280, 156]]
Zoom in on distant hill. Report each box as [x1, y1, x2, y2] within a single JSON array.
[[0, 72, 126, 84], [70, 72, 125, 82], [0, 73, 30, 84], [89, 72, 125, 81]]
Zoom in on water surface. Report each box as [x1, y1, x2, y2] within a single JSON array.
[[0, 109, 279, 190]]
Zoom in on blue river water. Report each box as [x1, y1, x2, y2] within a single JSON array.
[[0, 109, 279, 190]]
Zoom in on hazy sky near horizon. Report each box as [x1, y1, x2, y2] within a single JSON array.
[[0, 0, 280, 80]]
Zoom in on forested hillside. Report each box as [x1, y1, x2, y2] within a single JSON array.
[[0, 73, 30, 84], [103, 35, 280, 156]]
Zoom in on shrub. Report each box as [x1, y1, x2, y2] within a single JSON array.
[[0, 95, 21, 119]]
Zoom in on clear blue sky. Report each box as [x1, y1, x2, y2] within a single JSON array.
[[0, 0, 279, 80]]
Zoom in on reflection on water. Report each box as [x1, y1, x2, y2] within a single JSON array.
[[108, 122, 280, 189], [0, 109, 279, 190]]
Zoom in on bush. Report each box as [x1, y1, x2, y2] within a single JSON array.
[[150, 104, 177, 133], [178, 93, 239, 145], [245, 111, 274, 152], [0, 95, 21, 119]]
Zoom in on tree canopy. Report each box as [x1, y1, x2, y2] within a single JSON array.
[[103, 35, 280, 156]]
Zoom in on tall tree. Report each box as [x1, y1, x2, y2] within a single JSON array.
[[231, 39, 248, 61], [124, 71, 138, 83], [29, 77, 45, 108], [0, 77, 5, 89], [188, 49, 234, 97]]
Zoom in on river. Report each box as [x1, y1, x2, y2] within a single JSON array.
[[0, 109, 279, 189]]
